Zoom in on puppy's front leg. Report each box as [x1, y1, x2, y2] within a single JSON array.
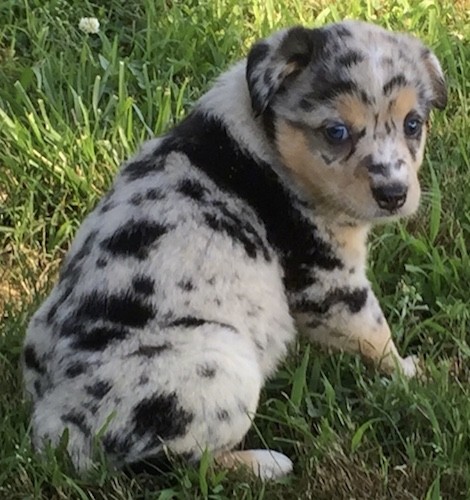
[[296, 287, 419, 377]]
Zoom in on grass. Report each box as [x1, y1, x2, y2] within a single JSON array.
[[0, 0, 469, 498]]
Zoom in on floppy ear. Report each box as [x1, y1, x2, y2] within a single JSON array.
[[422, 48, 447, 110], [246, 26, 324, 116]]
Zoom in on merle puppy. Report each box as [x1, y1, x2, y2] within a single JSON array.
[[23, 20, 446, 479]]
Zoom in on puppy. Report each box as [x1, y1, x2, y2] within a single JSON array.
[[22, 20, 446, 479]]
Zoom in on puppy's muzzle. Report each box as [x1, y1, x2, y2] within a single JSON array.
[[371, 183, 407, 212]]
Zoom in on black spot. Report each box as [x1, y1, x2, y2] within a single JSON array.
[[139, 374, 150, 385], [373, 113, 379, 139], [65, 362, 87, 378], [122, 157, 164, 181], [376, 314, 384, 326], [76, 231, 98, 258], [76, 290, 155, 328], [209, 202, 271, 260], [169, 317, 207, 328], [100, 202, 115, 213], [177, 179, 208, 201], [146, 188, 164, 200], [155, 112, 343, 293], [85, 380, 112, 399], [132, 275, 155, 296], [299, 97, 315, 111], [23, 345, 45, 374], [197, 363, 217, 378], [295, 287, 368, 315], [204, 212, 259, 260], [96, 258, 108, 268], [130, 344, 172, 357], [383, 74, 408, 96], [395, 159, 405, 170], [82, 401, 99, 415], [263, 67, 274, 86], [216, 409, 230, 421], [132, 392, 193, 441], [177, 279, 194, 291], [398, 49, 412, 65], [73, 325, 129, 351], [356, 127, 367, 142], [368, 163, 389, 176], [360, 91, 372, 106], [167, 317, 235, 332], [316, 80, 358, 102], [336, 50, 364, 67], [130, 193, 143, 206], [61, 411, 91, 436], [330, 25, 352, 38], [102, 432, 133, 461], [34, 380, 43, 397], [46, 285, 74, 323], [58, 232, 98, 284], [99, 187, 115, 212], [100, 220, 168, 260], [59, 257, 80, 283]]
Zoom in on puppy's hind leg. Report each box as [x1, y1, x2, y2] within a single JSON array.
[[125, 322, 292, 480]]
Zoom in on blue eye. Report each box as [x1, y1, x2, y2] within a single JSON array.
[[404, 114, 422, 137], [324, 123, 350, 144]]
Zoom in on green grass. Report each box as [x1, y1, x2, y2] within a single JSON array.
[[1, 0, 469, 498]]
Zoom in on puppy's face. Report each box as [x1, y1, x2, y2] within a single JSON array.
[[246, 21, 447, 222]]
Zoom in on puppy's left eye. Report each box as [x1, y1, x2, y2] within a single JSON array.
[[404, 114, 422, 137], [324, 123, 350, 144]]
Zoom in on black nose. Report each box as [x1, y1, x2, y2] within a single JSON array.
[[372, 184, 408, 211]]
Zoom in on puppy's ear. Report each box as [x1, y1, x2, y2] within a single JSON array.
[[422, 48, 447, 110], [246, 26, 324, 116]]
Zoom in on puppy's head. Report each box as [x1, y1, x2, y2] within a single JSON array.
[[246, 21, 447, 222]]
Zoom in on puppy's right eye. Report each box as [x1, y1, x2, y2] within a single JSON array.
[[403, 113, 422, 137], [324, 123, 350, 144]]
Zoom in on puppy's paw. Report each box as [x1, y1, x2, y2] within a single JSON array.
[[399, 354, 422, 379], [249, 450, 293, 480]]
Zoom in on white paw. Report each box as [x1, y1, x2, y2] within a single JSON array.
[[249, 449, 293, 480], [400, 355, 420, 378]]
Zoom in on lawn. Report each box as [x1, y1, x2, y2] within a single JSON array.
[[0, 0, 469, 498]]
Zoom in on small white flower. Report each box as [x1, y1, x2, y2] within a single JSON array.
[[79, 17, 100, 35]]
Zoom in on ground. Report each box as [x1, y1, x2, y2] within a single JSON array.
[[0, 0, 469, 498]]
